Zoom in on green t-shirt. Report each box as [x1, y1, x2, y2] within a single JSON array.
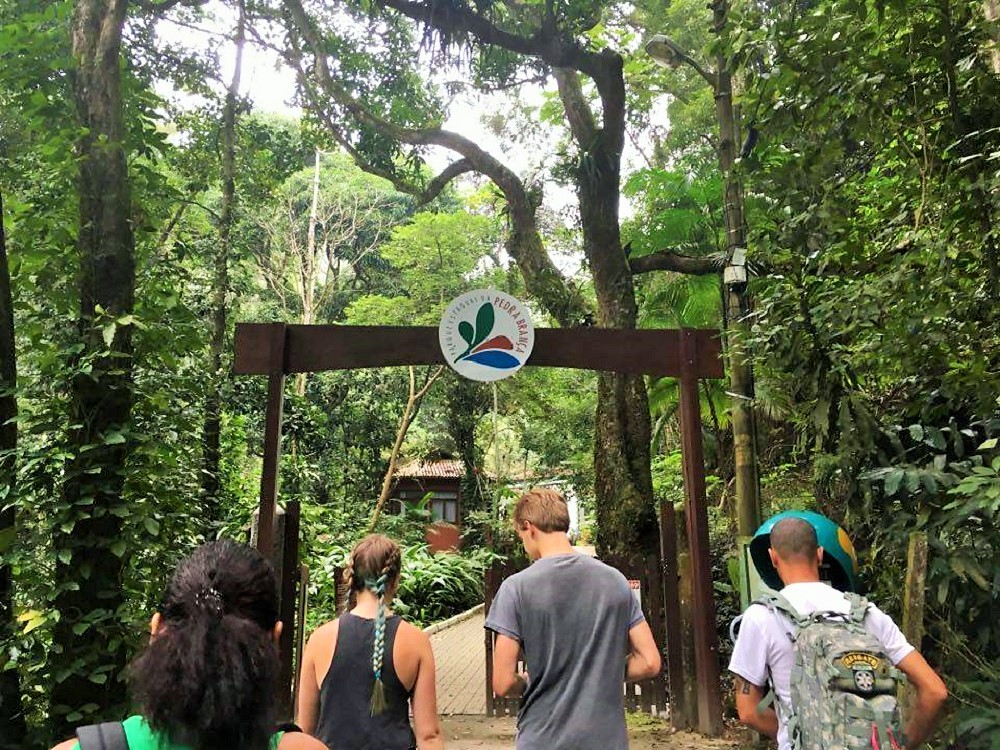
[[72, 716, 284, 750]]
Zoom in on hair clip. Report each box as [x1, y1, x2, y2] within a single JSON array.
[[194, 587, 225, 618]]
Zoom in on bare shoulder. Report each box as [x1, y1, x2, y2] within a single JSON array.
[[397, 619, 432, 650], [306, 618, 340, 648], [50, 740, 78, 750], [397, 619, 429, 640], [279, 732, 330, 750]]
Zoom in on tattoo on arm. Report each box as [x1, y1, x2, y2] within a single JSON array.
[[739, 677, 752, 695]]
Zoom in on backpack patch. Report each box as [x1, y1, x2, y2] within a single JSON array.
[[757, 592, 906, 750]]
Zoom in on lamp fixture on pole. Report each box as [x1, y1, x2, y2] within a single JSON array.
[[645, 34, 717, 89]]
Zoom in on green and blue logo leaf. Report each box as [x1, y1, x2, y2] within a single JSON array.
[[454, 302, 520, 369]]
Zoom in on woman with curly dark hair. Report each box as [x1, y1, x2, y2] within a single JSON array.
[[52, 539, 327, 750], [297, 534, 443, 750]]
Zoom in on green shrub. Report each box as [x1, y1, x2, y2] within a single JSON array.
[[306, 537, 499, 631], [394, 544, 499, 628]]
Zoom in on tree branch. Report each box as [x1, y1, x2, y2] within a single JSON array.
[[132, 0, 208, 15], [442, 73, 549, 93], [553, 68, 597, 147], [376, 0, 600, 76], [629, 250, 724, 275], [419, 159, 474, 205], [375, 0, 625, 150], [368, 364, 445, 532], [281, 0, 591, 326]]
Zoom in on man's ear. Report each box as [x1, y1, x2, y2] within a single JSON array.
[[768, 548, 779, 568], [150, 612, 162, 641], [272, 620, 283, 644], [816, 546, 825, 567]]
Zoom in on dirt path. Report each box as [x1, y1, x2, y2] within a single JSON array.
[[441, 715, 746, 749]]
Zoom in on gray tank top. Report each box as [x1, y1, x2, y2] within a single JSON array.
[[315, 613, 416, 750]]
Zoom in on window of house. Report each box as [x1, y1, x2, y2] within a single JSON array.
[[430, 494, 459, 523], [395, 490, 459, 524]]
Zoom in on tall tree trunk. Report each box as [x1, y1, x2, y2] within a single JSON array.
[[51, 0, 134, 734], [283, 0, 657, 556], [294, 148, 322, 397], [986, 0, 1000, 74], [0, 181, 26, 749], [202, 1, 246, 520], [713, 44, 761, 537], [579, 160, 659, 554], [563, 64, 659, 558]]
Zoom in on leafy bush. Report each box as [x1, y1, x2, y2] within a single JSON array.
[[858, 412, 1000, 749], [306, 535, 499, 631], [394, 544, 499, 628]]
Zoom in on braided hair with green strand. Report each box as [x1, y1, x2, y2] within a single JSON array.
[[345, 534, 402, 716]]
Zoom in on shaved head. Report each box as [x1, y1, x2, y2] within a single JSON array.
[[769, 517, 819, 562]]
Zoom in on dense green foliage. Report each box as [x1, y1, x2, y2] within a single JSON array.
[[0, 0, 997, 744]]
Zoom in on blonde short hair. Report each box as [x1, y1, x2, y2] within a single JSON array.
[[514, 487, 570, 533]]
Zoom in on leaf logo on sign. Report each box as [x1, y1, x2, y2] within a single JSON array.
[[454, 302, 520, 369]]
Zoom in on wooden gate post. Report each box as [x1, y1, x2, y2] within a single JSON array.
[[484, 563, 497, 717], [677, 329, 723, 735], [278, 499, 301, 719], [677, 548, 699, 729], [660, 500, 692, 729], [900, 531, 928, 719], [292, 562, 309, 715]]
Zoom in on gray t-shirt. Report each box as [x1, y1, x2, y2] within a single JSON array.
[[484, 553, 645, 750]]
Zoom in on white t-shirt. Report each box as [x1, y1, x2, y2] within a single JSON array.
[[728, 581, 914, 750]]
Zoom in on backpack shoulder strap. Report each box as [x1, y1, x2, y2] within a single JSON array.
[[76, 722, 129, 750], [753, 591, 804, 624], [843, 592, 871, 624]]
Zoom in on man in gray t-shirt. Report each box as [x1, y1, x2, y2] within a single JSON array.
[[484, 488, 661, 750]]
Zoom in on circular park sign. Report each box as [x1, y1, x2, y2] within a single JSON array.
[[439, 290, 534, 382]]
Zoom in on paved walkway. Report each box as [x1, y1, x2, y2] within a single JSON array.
[[428, 606, 487, 715], [440, 716, 742, 749]]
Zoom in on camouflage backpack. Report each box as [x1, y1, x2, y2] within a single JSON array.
[[756, 591, 907, 750]]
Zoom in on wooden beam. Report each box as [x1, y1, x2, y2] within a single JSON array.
[[677, 329, 723, 736], [234, 324, 723, 379]]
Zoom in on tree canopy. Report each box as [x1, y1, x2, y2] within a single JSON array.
[[0, 0, 998, 745]]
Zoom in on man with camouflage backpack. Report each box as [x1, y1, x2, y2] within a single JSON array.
[[729, 512, 947, 749]]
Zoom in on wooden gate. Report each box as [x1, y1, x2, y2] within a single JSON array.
[[235, 323, 724, 731], [484, 554, 669, 718]]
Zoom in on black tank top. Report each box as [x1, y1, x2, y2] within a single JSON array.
[[315, 613, 416, 750]]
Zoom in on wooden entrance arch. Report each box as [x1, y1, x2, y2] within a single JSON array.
[[234, 322, 725, 734]]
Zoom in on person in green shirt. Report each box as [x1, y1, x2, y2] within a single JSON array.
[[51, 540, 327, 750]]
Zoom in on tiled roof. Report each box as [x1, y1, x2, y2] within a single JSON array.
[[395, 459, 465, 479], [394, 459, 575, 481]]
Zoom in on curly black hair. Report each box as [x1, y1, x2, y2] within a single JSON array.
[[128, 539, 280, 748]]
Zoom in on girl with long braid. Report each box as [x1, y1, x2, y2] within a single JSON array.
[[297, 534, 444, 750]]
